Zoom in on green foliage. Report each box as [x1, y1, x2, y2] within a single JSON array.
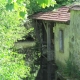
[[25, 0, 42, 14], [0, 0, 30, 80], [26, 0, 55, 15], [55, 0, 74, 7], [6, 0, 56, 16], [64, 55, 80, 79], [57, 54, 80, 79], [15, 42, 41, 80], [6, 0, 77, 16], [6, 0, 27, 18], [36, 0, 56, 8], [6, 3, 14, 11]]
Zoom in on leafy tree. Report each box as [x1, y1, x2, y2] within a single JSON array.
[[25, 0, 56, 15], [55, 0, 74, 7], [6, 0, 56, 17], [36, 0, 56, 8], [6, 0, 76, 17], [0, 0, 30, 80]]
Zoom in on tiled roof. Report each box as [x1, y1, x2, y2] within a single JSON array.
[[29, 6, 70, 22]]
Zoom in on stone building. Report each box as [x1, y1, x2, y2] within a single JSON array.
[[29, 4, 80, 80]]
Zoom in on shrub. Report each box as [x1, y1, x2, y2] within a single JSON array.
[[0, 0, 30, 80]]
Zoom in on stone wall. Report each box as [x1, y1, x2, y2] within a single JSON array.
[[54, 23, 70, 65], [69, 10, 80, 65], [68, 10, 80, 78]]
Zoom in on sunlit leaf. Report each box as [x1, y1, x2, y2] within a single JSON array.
[[8, 0, 12, 4], [17, 0, 24, 4], [6, 3, 14, 11], [14, 2, 19, 11], [37, 0, 56, 8], [19, 11, 26, 18]]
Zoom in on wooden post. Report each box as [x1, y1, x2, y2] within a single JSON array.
[[35, 20, 41, 42], [33, 20, 43, 80], [47, 22, 53, 61], [47, 22, 53, 80]]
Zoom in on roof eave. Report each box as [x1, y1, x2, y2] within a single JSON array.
[[31, 18, 70, 23]]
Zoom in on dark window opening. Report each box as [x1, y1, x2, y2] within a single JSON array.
[[59, 30, 64, 52]]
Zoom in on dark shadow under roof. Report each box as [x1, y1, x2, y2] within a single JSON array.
[[29, 6, 70, 22]]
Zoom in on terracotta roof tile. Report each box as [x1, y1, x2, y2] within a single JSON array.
[[30, 6, 70, 22]]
